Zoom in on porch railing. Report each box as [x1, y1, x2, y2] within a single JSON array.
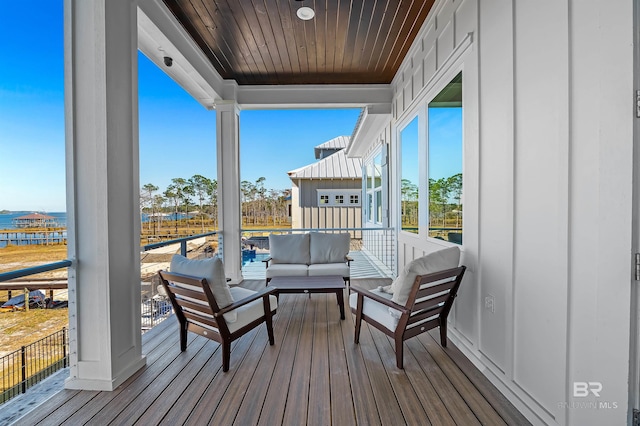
[[0, 327, 68, 404], [240, 227, 395, 279], [140, 231, 221, 331]]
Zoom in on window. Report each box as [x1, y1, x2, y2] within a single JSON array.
[[365, 151, 384, 225], [400, 117, 419, 233], [428, 72, 463, 244], [398, 72, 463, 243], [318, 190, 360, 207]]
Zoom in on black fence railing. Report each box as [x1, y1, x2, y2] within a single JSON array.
[[0, 327, 68, 404]]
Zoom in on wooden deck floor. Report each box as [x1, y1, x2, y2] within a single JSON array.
[[18, 279, 530, 426]]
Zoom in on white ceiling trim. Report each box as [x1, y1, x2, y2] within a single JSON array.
[[137, 0, 227, 109], [235, 85, 393, 109]]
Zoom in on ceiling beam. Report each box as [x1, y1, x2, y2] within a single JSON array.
[[235, 84, 393, 109]]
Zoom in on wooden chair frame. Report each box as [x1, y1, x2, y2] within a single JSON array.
[[158, 270, 277, 372], [351, 265, 466, 369]]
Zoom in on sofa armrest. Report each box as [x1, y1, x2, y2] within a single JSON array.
[[345, 255, 353, 266], [262, 257, 273, 268]]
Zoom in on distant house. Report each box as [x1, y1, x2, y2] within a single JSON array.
[[12, 213, 60, 228], [288, 136, 362, 230]]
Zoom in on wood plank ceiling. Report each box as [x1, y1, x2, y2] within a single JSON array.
[[162, 0, 435, 85]]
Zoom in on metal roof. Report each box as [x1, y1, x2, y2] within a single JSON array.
[[288, 147, 362, 180], [314, 136, 350, 159]]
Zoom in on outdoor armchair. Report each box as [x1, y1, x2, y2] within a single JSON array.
[[159, 255, 278, 372], [349, 246, 465, 369]]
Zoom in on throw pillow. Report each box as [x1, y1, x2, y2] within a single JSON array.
[[390, 246, 460, 306]]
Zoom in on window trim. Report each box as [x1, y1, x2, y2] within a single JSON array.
[[317, 189, 361, 207]]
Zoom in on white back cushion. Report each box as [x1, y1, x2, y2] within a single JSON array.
[[390, 246, 460, 306], [269, 233, 311, 264], [170, 255, 235, 321], [310, 232, 350, 264]]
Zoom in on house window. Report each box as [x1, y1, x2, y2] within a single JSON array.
[[428, 72, 463, 244], [400, 117, 419, 234], [318, 190, 360, 207], [398, 72, 463, 243], [365, 152, 384, 225]]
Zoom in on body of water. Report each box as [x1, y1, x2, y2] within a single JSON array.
[[0, 212, 67, 230], [0, 212, 195, 231]]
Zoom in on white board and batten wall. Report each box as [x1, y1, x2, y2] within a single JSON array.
[[357, 0, 635, 424]]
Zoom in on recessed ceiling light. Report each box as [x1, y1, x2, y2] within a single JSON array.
[[297, 6, 315, 20]]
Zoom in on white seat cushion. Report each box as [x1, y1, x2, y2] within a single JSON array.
[[349, 289, 401, 332], [307, 263, 350, 277], [266, 264, 309, 278], [226, 287, 278, 333]]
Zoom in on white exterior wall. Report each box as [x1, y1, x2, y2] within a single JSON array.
[[363, 0, 635, 424]]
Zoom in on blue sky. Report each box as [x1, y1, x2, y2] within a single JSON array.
[[0, 0, 360, 212]]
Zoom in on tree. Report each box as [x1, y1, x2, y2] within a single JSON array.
[[207, 179, 218, 228], [429, 177, 451, 227], [255, 177, 266, 225], [241, 180, 255, 225], [170, 177, 192, 231], [189, 174, 212, 232], [152, 194, 165, 234], [401, 178, 418, 230], [163, 185, 180, 235], [448, 173, 462, 227], [141, 183, 159, 233]]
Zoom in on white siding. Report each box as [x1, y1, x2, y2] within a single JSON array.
[[360, 0, 635, 424]]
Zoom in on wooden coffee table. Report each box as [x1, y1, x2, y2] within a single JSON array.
[[268, 275, 346, 320]]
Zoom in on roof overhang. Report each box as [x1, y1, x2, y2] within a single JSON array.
[[347, 104, 392, 157], [138, 0, 231, 109], [138, 0, 396, 111]]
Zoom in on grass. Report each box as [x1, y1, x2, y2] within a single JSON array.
[[0, 309, 68, 354], [0, 245, 70, 354], [0, 244, 68, 273]]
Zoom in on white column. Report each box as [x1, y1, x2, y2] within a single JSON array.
[[216, 102, 243, 283], [64, 0, 145, 390]]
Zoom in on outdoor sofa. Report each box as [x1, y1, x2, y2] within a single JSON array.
[[262, 232, 352, 285]]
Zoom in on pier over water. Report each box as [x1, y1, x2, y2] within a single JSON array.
[[0, 229, 67, 248]]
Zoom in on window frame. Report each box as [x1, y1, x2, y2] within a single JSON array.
[[317, 189, 361, 207], [364, 149, 385, 226], [395, 69, 464, 245]]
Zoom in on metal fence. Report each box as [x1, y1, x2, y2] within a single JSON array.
[[0, 327, 68, 404]]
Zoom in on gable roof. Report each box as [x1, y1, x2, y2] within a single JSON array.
[[314, 136, 350, 159], [288, 147, 362, 180]]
